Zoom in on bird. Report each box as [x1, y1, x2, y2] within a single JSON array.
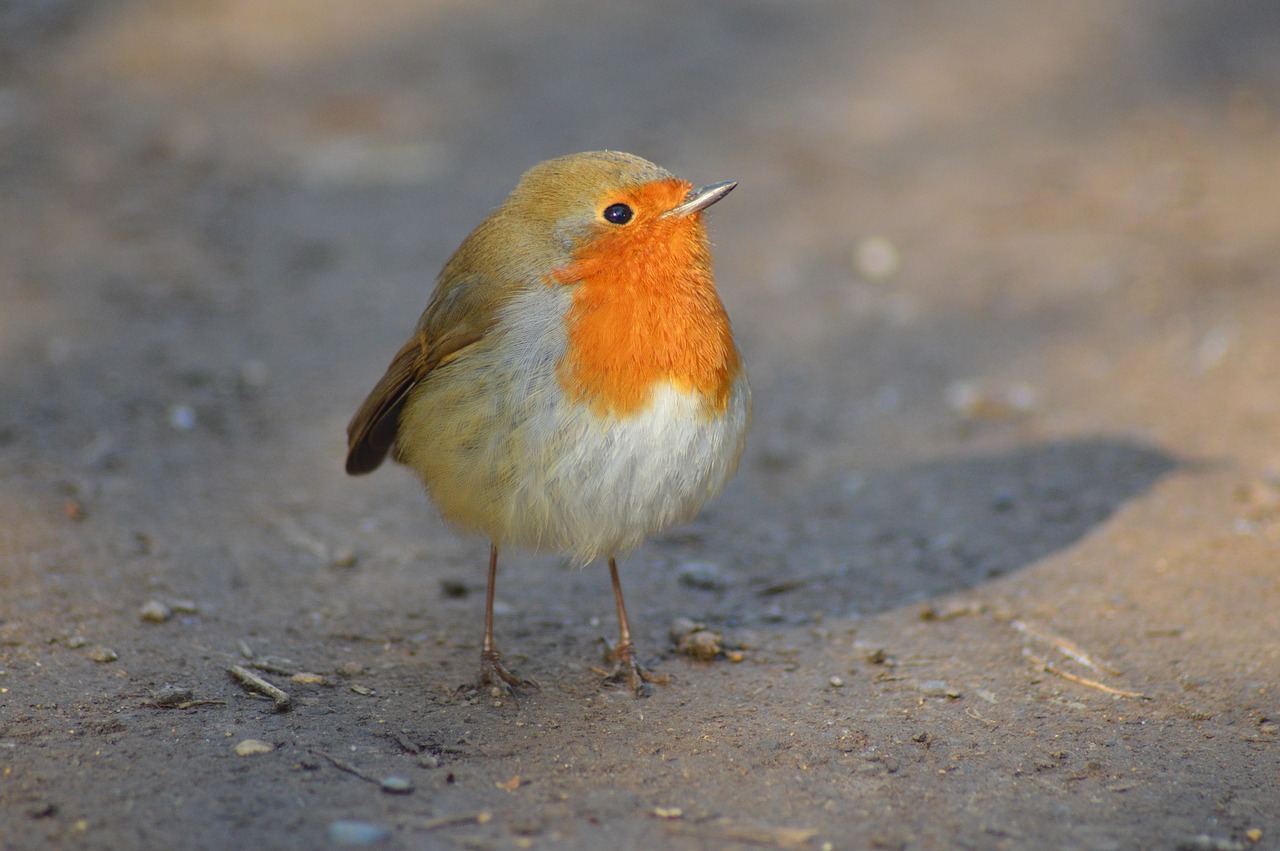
[[345, 150, 750, 697]]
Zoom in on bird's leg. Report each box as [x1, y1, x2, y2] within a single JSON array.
[[476, 543, 537, 693], [595, 557, 668, 697]]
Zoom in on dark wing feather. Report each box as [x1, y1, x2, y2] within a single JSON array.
[[345, 207, 535, 476], [345, 337, 424, 474], [344, 327, 485, 475]]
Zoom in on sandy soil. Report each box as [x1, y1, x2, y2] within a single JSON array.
[[3, 2, 1279, 849]]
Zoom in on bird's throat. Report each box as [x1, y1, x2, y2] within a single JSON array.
[[555, 229, 740, 419]]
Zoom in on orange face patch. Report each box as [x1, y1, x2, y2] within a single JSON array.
[[554, 179, 741, 418]]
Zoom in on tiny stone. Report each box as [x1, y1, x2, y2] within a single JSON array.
[[677, 561, 730, 591], [290, 672, 326, 685], [417, 754, 440, 770], [828, 676, 845, 688], [335, 661, 363, 677], [677, 628, 723, 661], [169, 600, 200, 614], [350, 684, 374, 696], [88, 646, 118, 663], [439, 579, 469, 598], [328, 820, 391, 846], [168, 403, 197, 431], [26, 800, 57, 819], [489, 687, 503, 699], [62, 500, 87, 522], [668, 617, 700, 641], [154, 686, 194, 707], [379, 775, 413, 794], [251, 656, 298, 675], [64, 635, 88, 649], [918, 680, 950, 697], [234, 739, 275, 756], [139, 600, 172, 623], [853, 235, 900, 281]]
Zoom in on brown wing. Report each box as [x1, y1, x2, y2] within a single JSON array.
[[344, 323, 486, 475], [345, 203, 550, 475], [345, 335, 424, 475], [344, 233, 518, 476]]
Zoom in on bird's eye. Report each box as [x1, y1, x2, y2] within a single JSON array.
[[602, 203, 634, 225]]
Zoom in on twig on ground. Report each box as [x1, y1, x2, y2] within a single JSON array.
[[1022, 650, 1149, 699], [1012, 620, 1119, 674], [403, 812, 494, 832], [311, 749, 381, 784], [228, 665, 293, 711], [665, 821, 818, 849]]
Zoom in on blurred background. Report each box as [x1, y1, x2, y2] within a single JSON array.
[[2, 2, 1279, 848]]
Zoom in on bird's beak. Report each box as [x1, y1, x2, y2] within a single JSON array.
[[662, 180, 737, 218]]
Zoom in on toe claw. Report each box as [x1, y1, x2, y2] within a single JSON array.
[[594, 641, 667, 698], [476, 650, 538, 695]]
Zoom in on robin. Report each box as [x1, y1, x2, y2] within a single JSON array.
[[345, 151, 750, 696]]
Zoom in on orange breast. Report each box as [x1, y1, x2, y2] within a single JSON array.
[[554, 180, 740, 418]]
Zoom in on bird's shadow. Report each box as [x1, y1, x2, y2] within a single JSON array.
[[651, 436, 1179, 625]]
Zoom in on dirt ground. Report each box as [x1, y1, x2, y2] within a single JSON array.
[[2, 2, 1279, 849]]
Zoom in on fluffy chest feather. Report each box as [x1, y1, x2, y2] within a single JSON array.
[[395, 286, 750, 561]]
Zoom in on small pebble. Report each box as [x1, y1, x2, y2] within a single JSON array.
[[680, 631, 723, 661], [417, 754, 440, 770], [828, 676, 844, 688], [154, 686, 194, 707], [439, 578, 469, 598], [88, 646, 118, 663], [290, 672, 326, 685], [853, 235, 901, 281], [234, 739, 274, 756], [379, 775, 413, 794], [168, 403, 197, 431], [915, 680, 962, 699], [328, 820, 391, 846], [350, 684, 374, 696], [250, 656, 298, 675], [335, 661, 363, 677], [676, 561, 731, 591], [669, 617, 700, 641], [945, 380, 1039, 422], [139, 600, 172, 623]]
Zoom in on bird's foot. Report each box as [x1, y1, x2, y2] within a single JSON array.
[[592, 639, 668, 698], [474, 649, 539, 696]]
